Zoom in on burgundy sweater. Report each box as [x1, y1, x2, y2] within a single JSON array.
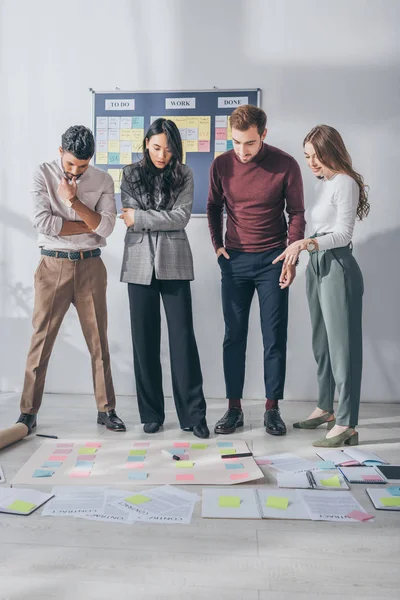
[[207, 143, 306, 253]]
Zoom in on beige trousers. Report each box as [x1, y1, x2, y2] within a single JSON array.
[[20, 255, 116, 414]]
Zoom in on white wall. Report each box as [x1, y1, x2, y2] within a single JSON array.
[[0, 0, 399, 401]]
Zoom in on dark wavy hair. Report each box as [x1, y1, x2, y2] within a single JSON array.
[[123, 118, 185, 210], [304, 125, 370, 220], [61, 125, 95, 160]]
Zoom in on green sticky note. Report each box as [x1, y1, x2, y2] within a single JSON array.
[[219, 448, 236, 455], [129, 449, 147, 456], [125, 494, 151, 505], [266, 496, 289, 510], [78, 447, 97, 455], [219, 496, 241, 508], [320, 475, 341, 487], [381, 497, 400, 507], [7, 500, 37, 513], [176, 461, 194, 468], [191, 443, 208, 449]]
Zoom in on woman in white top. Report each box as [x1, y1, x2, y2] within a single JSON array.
[[274, 125, 370, 447]]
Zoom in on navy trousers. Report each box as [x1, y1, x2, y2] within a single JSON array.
[[219, 248, 289, 400]]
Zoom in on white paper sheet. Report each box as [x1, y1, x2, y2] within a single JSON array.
[[114, 485, 199, 524], [258, 453, 319, 473], [257, 488, 311, 520], [77, 489, 136, 524], [300, 490, 368, 522], [41, 486, 106, 517], [276, 470, 349, 490]]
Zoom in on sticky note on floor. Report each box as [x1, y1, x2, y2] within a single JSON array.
[[125, 462, 144, 469], [33, 469, 54, 478], [217, 442, 234, 448], [53, 449, 73, 454], [125, 494, 151, 505], [85, 442, 102, 448], [320, 475, 341, 487], [128, 471, 148, 480], [77, 447, 97, 455], [7, 500, 37, 513], [225, 463, 244, 470], [166, 447, 186, 455], [56, 443, 73, 448], [191, 443, 208, 450], [317, 460, 336, 470], [129, 449, 147, 456], [220, 448, 236, 455], [380, 497, 400, 507], [219, 496, 241, 508], [176, 474, 195, 481], [127, 455, 145, 462], [48, 455, 67, 461], [176, 461, 194, 468], [174, 442, 190, 448], [76, 455, 96, 462], [387, 487, 400, 496], [42, 461, 62, 468], [69, 470, 91, 478], [266, 496, 289, 510], [346, 510, 374, 521], [230, 473, 248, 481]]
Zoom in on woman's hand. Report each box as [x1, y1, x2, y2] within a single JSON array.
[[119, 208, 135, 228], [272, 239, 311, 266]]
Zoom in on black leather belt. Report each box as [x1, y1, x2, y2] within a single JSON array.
[[41, 248, 101, 261]]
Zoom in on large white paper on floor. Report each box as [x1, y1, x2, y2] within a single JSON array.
[[256, 453, 318, 473], [41, 486, 107, 517], [300, 490, 369, 521], [12, 438, 263, 486], [114, 485, 200, 524], [276, 470, 349, 490]]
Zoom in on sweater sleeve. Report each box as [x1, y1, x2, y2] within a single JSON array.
[[206, 159, 225, 252], [317, 176, 359, 250], [284, 157, 306, 244]]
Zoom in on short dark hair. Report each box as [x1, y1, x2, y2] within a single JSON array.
[[229, 105, 267, 135], [61, 125, 95, 160]]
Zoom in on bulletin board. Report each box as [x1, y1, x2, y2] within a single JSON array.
[[91, 88, 261, 214]]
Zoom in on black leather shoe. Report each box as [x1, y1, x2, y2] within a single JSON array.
[[264, 408, 287, 436], [97, 409, 126, 432], [143, 422, 161, 434], [16, 413, 37, 434], [193, 418, 210, 439], [214, 408, 244, 435]]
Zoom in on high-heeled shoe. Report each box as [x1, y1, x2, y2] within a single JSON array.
[[293, 413, 335, 430], [312, 428, 359, 448]]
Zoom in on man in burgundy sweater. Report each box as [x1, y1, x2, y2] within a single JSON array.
[[207, 105, 305, 435]]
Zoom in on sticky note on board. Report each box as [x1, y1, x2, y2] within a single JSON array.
[[191, 443, 208, 450], [380, 497, 400, 507], [176, 461, 194, 468], [125, 494, 151, 505], [266, 496, 289, 510], [7, 500, 37, 513], [320, 475, 341, 487], [77, 447, 97, 455], [33, 469, 54, 478], [128, 471, 148, 480], [220, 448, 236, 455], [219, 496, 240, 508], [129, 449, 146, 456]]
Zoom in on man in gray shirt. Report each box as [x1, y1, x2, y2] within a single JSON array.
[[16, 126, 125, 433]]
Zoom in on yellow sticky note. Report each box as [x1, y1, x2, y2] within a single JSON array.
[[120, 129, 133, 141], [125, 494, 151, 505], [219, 496, 240, 508], [191, 443, 208, 449], [108, 168, 121, 182], [176, 461, 194, 468], [266, 496, 289, 510], [320, 475, 341, 487], [175, 116, 187, 129], [78, 447, 97, 455], [108, 141, 120, 153], [182, 149, 186, 164], [120, 152, 132, 165], [187, 117, 199, 129], [219, 448, 236, 455], [381, 497, 400, 507], [186, 140, 198, 152], [129, 449, 146, 456], [199, 116, 211, 140], [131, 129, 144, 143], [95, 153, 108, 165], [7, 500, 37, 513]]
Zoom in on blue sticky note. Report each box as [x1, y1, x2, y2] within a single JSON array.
[[108, 152, 120, 164], [166, 447, 186, 455], [217, 442, 234, 448], [128, 471, 148, 480], [387, 487, 400, 496], [317, 461, 336, 470], [225, 463, 244, 470], [33, 469, 54, 478], [42, 461, 62, 468], [132, 116, 144, 129], [75, 462, 92, 469], [127, 455, 145, 462], [227, 140, 234, 150]]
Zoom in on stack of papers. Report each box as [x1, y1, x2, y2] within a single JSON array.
[[254, 453, 319, 473]]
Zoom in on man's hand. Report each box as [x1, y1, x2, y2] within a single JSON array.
[[120, 208, 135, 227], [279, 264, 296, 289], [217, 247, 230, 260], [58, 176, 77, 204]]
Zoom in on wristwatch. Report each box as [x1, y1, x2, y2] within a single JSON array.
[[65, 196, 78, 208], [307, 239, 317, 252]]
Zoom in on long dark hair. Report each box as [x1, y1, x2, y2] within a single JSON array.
[[304, 125, 370, 220], [123, 118, 185, 210]]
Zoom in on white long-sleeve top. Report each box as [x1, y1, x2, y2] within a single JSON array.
[[309, 173, 359, 251]]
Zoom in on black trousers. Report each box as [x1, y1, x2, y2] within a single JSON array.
[[128, 277, 206, 427], [219, 248, 289, 401]]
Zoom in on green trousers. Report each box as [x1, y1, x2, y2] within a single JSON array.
[[306, 245, 364, 426]]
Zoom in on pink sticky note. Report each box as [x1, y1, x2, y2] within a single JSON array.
[[125, 462, 144, 469], [85, 442, 102, 448], [346, 510, 374, 522], [53, 448, 73, 454], [198, 140, 210, 152], [133, 442, 150, 447], [215, 128, 227, 140], [180, 454, 190, 461], [76, 454, 96, 461], [176, 474, 195, 481], [48, 455, 68, 461], [174, 442, 190, 448], [255, 459, 272, 465], [69, 470, 91, 477], [230, 473, 249, 481], [56, 443, 74, 448], [362, 475, 382, 481]]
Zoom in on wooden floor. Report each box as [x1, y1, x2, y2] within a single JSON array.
[[0, 393, 399, 600]]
